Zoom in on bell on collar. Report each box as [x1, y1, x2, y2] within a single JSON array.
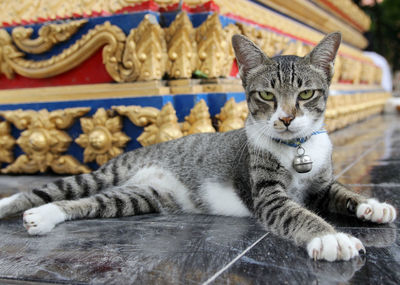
[[292, 146, 313, 173]]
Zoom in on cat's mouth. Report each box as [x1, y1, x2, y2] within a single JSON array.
[[275, 127, 294, 134], [273, 127, 302, 140]]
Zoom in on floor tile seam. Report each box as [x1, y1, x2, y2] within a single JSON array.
[[347, 183, 400, 187], [334, 139, 384, 180], [201, 232, 269, 285], [0, 276, 86, 285]]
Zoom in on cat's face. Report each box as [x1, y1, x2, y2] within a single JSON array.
[[232, 33, 341, 141]]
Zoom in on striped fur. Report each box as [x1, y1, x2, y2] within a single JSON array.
[[0, 33, 396, 261]]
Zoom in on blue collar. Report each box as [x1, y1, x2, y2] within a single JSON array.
[[272, 129, 327, 148]]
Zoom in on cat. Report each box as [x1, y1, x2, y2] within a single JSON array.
[[0, 32, 396, 262]]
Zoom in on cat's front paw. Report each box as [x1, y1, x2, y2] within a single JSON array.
[[356, 199, 397, 223], [23, 204, 66, 235], [307, 233, 365, 261]]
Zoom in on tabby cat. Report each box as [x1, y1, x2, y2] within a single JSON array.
[[0, 32, 396, 261]]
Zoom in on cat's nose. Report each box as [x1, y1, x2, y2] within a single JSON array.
[[279, 116, 294, 127]]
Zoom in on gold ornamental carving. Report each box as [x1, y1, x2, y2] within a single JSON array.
[[112, 105, 160, 127], [0, 108, 91, 174], [134, 15, 167, 81], [166, 12, 197, 79], [331, 55, 342, 83], [182, 100, 216, 135], [0, 21, 140, 82], [216, 98, 248, 132], [196, 13, 231, 78], [0, 121, 15, 166], [340, 57, 357, 83], [223, 24, 242, 76], [75, 108, 131, 166], [11, 20, 87, 54], [137, 103, 183, 146]]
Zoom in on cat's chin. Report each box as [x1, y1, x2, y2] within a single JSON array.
[[272, 129, 303, 140]]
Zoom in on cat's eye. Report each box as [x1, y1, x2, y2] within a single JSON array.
[[258, 91, 275, 101], [298, 90, 315, 100]]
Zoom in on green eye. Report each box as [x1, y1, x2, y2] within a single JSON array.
[[259, 91, 275, 101], [298, 90, 315, 100]]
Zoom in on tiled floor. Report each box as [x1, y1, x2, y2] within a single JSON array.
[[0, 114, 399, 284]]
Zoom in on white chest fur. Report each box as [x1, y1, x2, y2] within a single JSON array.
[[251, 133, 332, 198], [272, 133, 332, 194]]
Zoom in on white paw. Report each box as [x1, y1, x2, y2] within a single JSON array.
[[356, 199, 397, 223], [0, 193, 21, 218], [307, 233, 365, 261], [23, 204, 66, 235]]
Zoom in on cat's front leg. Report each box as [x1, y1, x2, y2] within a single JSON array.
[[253, 186, 365, 261], [328, 182, 397, 223]]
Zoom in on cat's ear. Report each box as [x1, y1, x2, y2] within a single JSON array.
[[232, 35, 270, 76], [306, 32, 341, 80]]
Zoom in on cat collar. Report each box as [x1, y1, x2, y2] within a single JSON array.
[[272, 129, 327, 148]]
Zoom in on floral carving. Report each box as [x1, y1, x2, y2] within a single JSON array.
[[0, 108, 91, 174], [75, 108, 130, 166]]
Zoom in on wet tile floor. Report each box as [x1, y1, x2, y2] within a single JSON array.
[[0, 114, 399, 284]]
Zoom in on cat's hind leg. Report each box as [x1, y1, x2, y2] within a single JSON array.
[[23, 185, 161, 235], [0, 158, 129, 219]]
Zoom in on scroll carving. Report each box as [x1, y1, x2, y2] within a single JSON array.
[[137, 103, 183, 146], [0, 108, 91, 174], [0, 21, 140, 82], [12, 20, 87, 54], [112, 105, 160, 127]]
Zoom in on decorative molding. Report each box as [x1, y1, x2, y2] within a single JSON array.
[[11, 20, 87, 54], [325, 92, 390, 133], [75, 108, 130, 166], [0, 12, 382, 86], [0, 108, 91, 174], [182, 100, 216, 135], [215, 0, 368, 49], [0, 121, 15, 166], [310, 0, 371, 32], [0, 91, 391, 174]]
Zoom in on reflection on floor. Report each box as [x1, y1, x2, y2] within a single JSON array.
[[0, 114, 399, 284]]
